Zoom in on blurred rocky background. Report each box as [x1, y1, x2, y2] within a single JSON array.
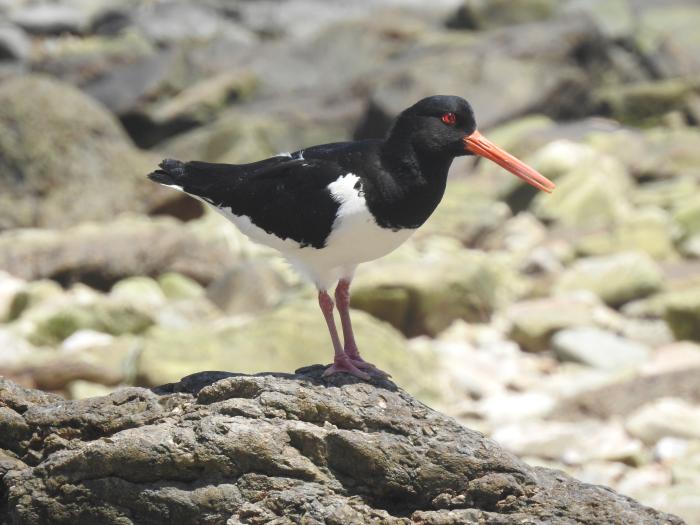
[[0, 0, 699, 521]]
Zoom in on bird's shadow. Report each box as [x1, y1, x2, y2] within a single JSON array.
[[151, 364, 400, 397]]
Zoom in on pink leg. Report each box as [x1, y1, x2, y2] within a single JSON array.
[[318, 290, 370, 380], [335, 279, 391, 378]]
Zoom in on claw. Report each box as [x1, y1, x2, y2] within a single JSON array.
[[323, 354, 371, 380]]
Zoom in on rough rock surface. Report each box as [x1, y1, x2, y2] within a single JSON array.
[[0, 369, 682, 525]]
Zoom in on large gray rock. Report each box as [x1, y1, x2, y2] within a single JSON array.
[[0, 216, 231, 289], [0, 75, 187, 230], [359, 16, 603, 137], [0, 371, 683, 524], [552, 327, 651, 370]]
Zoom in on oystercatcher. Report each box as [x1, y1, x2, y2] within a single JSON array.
[[148, 95, 555, 380]]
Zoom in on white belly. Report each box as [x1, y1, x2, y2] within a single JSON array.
[[213, 173, 415, 289]]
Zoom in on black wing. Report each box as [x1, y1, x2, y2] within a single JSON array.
[[148, 155, 348, 248]]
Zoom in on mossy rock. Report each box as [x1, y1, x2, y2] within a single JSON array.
[[595, 77, 700, 127], [6, 280, 63, 322], [417, 179, 510, 246], [586, 127, 700, 181], [556, 251, 663, 307], [0, 75, 165, 229], [575, 207, 677, 260], [110, 277, 166, 307], [673, 194, 700, 240], [635, 5, 700, 78], [351, 249, 525, 336], [663, 289, 700, 342], [448, 0, 556, 29], [29, 302, 154, 346], [136, 301, 440, 401], [531, 152, 633, 228], [158, 272, 205, 300]]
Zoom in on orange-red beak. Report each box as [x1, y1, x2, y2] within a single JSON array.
[[463, 130, 556, 193]]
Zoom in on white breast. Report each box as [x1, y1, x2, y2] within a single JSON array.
[[280, 173, 414, 288]]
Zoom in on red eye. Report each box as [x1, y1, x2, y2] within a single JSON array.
[[441, 112, 457, 125]]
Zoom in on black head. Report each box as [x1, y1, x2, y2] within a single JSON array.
[[388, 95, 477, 158], [386, 95, 557, 193]]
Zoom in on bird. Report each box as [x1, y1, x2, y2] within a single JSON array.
[[148, 95, 555, 380]]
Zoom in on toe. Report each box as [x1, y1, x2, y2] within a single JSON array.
[[349, 359, 391, 378], [323, 357, 371, 380]]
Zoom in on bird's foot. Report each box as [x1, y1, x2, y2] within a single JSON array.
[[323, 354, 371, 380], [345, 352, 391, 378]]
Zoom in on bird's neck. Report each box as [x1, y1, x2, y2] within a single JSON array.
[[364, 136, 453, 230], [380, 134, 453, 188]]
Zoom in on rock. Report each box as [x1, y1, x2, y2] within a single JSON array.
[[680, 233, 700, 258], [673, 193, 700, 240], [11, 5, 88, 35], [361, 16, 602, 137], [133, 2, 253, 45], [574, 207, 676, 260], [1, 334, 138, 392], [0, 371, 683, 524], [654, 437, 692, 463], [634, 4, 700, 78], [0, 328, 36, 369], [157, 272, 205, 301], [556, 251, 664, 307], [551, 361, 700, 421], [559, 0, 633, 40], [596, 77, 700, 126], [633, 176, 698, 211], [0, 75, 186, 230], [487, 212, 548, 255], [82, 46, 179, 115], [24, 295, 153, 346], [32, 31, 155, 88], [587, 127, 700, 182], [0, 271, 24, 322], [206, 258, 290, 315], [162, 98, 357, 165], [620, 317, 674, 348], [506, 295, 608, 352], [128, 71, 258, 147], [0, 216, 232, 290], [135, 300, 441, 400], [109, 276, 167, 309], [530, 146, 633, 228], [552, 327, 651, 370], [626, 397, 700, 445], [473, 114, 555, 158], [640, 342, 700, 376], [446, 0, 556, 30], [5, 280, 63, 322], [416, 179, 511, 247], [0, 22, 30, 61], [663, 288, 700, 341], [351, 248, 525, 337], [492, 419, 644, 465]]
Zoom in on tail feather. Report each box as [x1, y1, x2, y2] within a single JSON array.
[[148, 159, 186, 186]]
